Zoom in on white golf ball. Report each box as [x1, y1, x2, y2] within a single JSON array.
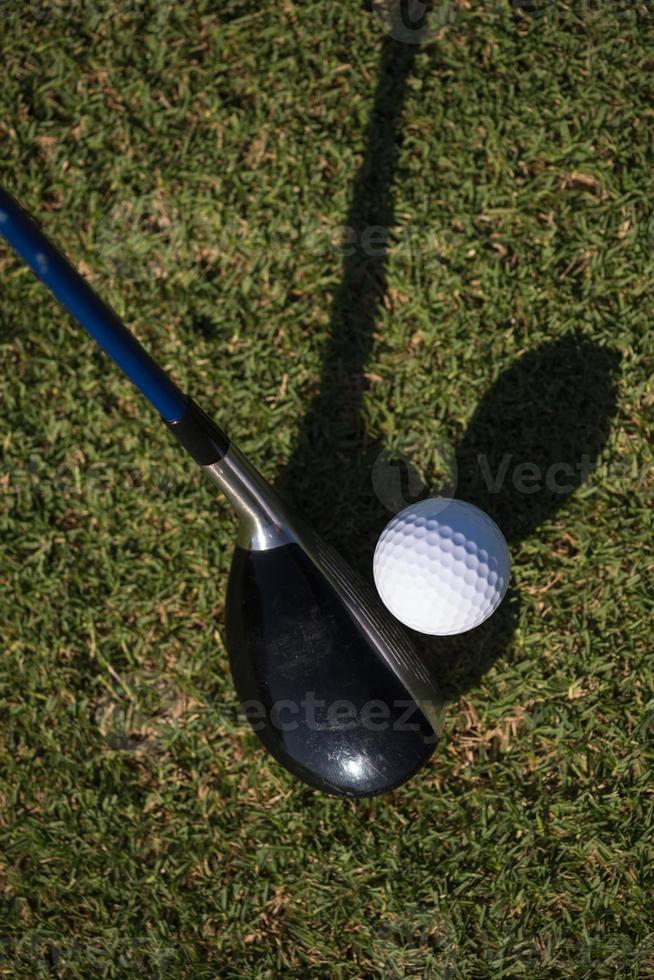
[[373, 498, 510, 636]]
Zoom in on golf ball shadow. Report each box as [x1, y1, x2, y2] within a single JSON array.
[[420, 333, 621, 697], [278, 334, 620, 701], [454, 334, 621, 542]]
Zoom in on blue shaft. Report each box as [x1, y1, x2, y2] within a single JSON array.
[[0, 188, 188, 422]]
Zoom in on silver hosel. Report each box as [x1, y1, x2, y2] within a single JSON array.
[[204, 446, 444, 732], [204, 445, 296, 551]]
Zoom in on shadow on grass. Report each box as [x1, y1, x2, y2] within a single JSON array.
[[276, 35, 621, 701], [277, 35, 418, 545], [427, 335, 621, 698]]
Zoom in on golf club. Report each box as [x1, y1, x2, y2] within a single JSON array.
[[0, 188, 444, 796]]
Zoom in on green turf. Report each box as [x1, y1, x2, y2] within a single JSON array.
[[1, 1, 654, 976]]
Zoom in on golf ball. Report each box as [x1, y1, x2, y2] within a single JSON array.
[[373, 498, 510, 636]]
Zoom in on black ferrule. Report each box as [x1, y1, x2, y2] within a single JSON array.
[[164, 397, 231, 466]]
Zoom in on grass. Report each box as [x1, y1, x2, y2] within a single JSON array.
[[1, 1, 653, 975]]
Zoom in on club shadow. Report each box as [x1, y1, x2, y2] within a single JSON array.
[[275, 36, 419, 553]]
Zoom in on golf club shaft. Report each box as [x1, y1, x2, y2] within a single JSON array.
[[0, 187, 231, 466], [0, 188, 188, 422]]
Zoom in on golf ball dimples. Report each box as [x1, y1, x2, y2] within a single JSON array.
[[373, 498, 510, 636]]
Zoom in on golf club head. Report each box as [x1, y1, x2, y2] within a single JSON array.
[[225, 534, 443, 796], [169, 402, 444, 796]]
